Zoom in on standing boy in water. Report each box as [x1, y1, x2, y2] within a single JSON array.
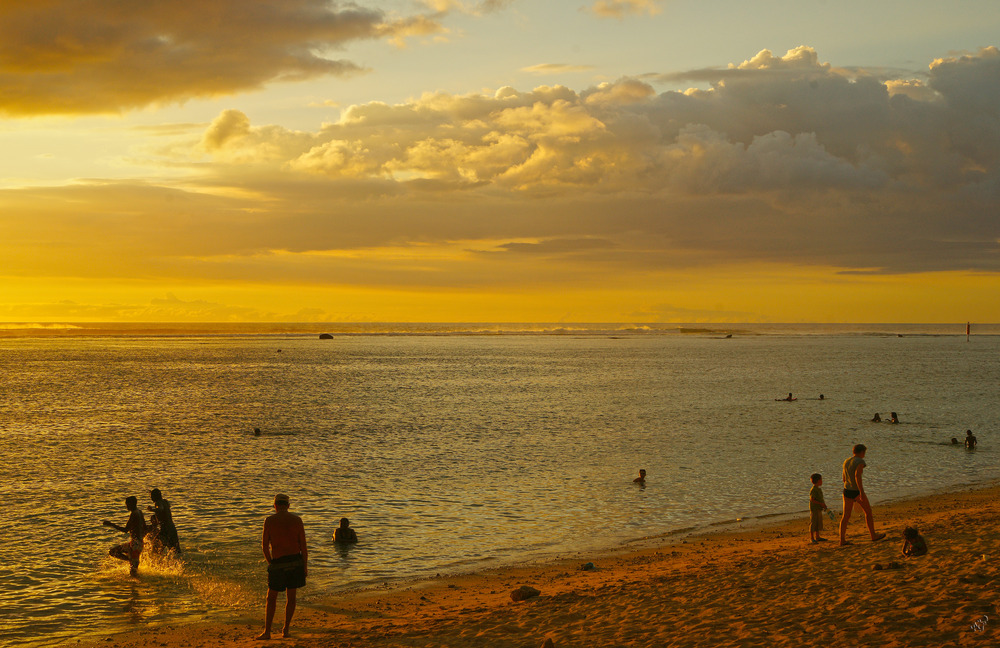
[[103, 496, 146, 577], [839, 444, 886, 546], [256, 494, 307, 640], [808, 473, 828, 543]]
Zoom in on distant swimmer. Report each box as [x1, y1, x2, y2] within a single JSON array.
[[777, 393, 797, 402], [871, 413, 881, 423], [254, 428, 262, 436], [819, 394, 825, 400], [333, 518, 358, 544], [103, 495, 146, 577], [633, 469, 647, 484], [951, 438, 960, 445], [965, 430, 978, 449], [889, 412, 899, 424]]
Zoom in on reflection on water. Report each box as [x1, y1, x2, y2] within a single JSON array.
[[1, 330, 998, 643]]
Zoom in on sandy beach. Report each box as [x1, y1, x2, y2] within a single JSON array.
[[77, 483, 998, 648]]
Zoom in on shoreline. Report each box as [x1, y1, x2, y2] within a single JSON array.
[[75, 481, 1000, 648]]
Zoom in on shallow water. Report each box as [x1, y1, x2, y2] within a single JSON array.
[[1, 325, 997, 643]]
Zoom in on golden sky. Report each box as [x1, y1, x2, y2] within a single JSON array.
[[2, 1, 999, 323]]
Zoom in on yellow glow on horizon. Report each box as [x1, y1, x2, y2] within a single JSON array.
[[1, 265, 998, 323]]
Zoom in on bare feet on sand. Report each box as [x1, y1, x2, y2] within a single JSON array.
[[255, 631, 270, 640], [871, 533, 886, 542], [281, 626, 291, 638]]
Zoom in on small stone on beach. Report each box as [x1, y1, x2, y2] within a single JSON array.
[[511, 585, 541, 602]]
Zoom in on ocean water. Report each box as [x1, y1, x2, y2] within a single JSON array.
[[1, 323, 997, 645]]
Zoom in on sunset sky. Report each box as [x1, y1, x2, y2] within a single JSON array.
[[2, 0, 998, 323]]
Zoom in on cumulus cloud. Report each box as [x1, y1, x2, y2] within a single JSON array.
[[0, 0, 448, 116], [192, 46, 1000, 275], [589, 0, 662, 19], [3, 46, 999, 294]]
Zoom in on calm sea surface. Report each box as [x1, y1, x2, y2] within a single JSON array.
[[1, 324, 998, 645]]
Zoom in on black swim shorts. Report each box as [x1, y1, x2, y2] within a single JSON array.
[[843, 489, 861, 500], [267, 554, 306, 592]]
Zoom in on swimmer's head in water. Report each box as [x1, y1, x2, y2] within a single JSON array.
[[125, 495, 138, 510], [853, 444, 867, 456], [274, 493, 290, 508]]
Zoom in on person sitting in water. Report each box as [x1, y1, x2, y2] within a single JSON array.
[[871, 413, 881, 423], [633, 469, 647, 484], [778, 393, 795, 401], [965, 430, 978, 449], [901, 526, 928, 557], [333, 518, 358, 544], [889, 412, 899, 424], [951, 438, 960, 445]]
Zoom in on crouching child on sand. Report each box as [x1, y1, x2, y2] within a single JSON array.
[[901, 527, 928, 557]]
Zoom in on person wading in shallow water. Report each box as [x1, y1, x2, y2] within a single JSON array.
[[147, 488, 182, 554], [103, 496, 146, 577], [256, 494, 307, 641], [839, 444, 886, 546]]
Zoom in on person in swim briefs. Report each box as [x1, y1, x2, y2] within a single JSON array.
[[257, 494, 307, 641], [633, 469, 647, 484], [839, 444, 886, 546], [333, 518, 358, 544], [965, 430, 978, 449], [103, 495, 147, 577]]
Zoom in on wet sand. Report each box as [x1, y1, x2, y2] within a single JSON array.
[[79, 483, 998, 648]]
